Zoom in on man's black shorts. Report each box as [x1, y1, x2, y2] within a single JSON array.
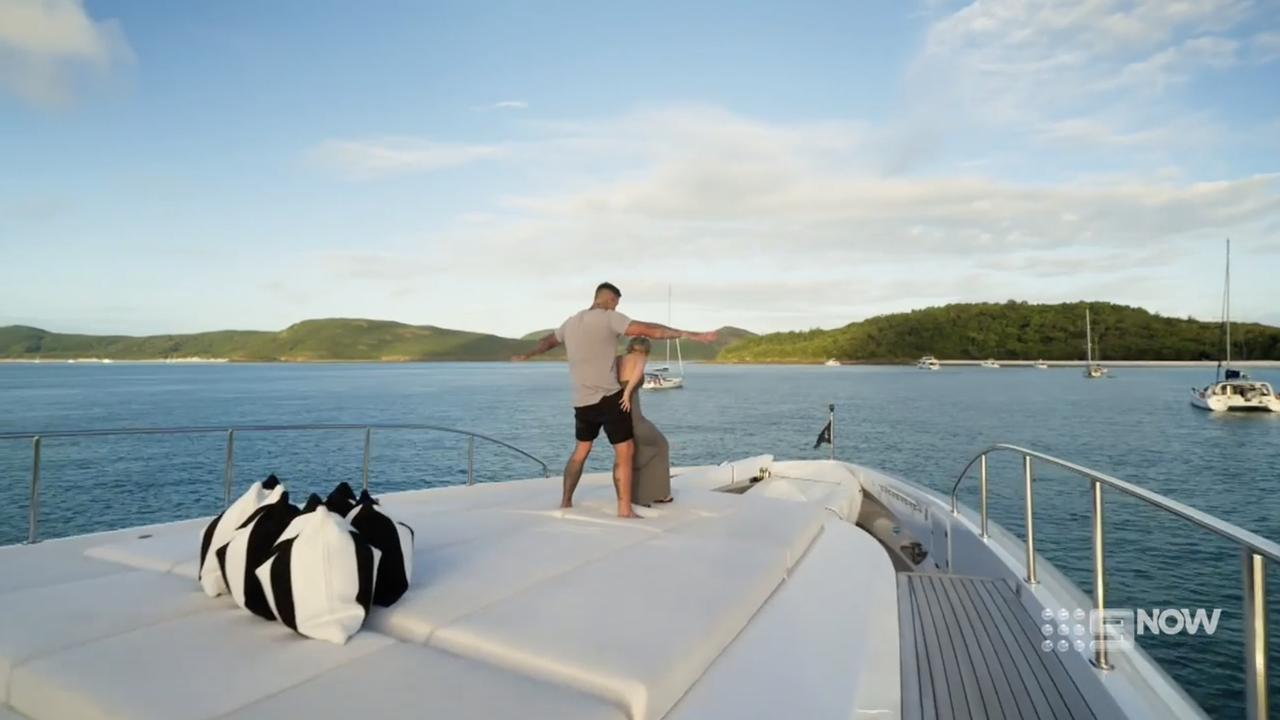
[[574, 390, 634, 444]]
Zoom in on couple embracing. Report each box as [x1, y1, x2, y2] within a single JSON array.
[[514, 282, 717, 518]]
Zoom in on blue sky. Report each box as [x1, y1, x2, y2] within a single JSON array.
[[1, 0, 1278, 337]]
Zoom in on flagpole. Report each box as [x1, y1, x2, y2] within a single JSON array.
[[828, 403, 835, 461]]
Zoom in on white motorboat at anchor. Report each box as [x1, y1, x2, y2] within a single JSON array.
[[915, 355, 940, 370], [979, 358, 1000, 369], [0, 420, 1274, 720], [824, 358, 841, 367]]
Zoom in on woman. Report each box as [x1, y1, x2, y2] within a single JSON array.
[[618, 337, 672, 505]]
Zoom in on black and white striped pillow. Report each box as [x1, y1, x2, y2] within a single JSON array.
[[325, 481, 358, 516], [199, 474, 285, 597], [215, 491, 301, 620], [347, 489, 414, 606], [255, 505, 381, 645]]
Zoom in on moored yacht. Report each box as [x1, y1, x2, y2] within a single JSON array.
[[642, 371, 684, 390], [0, 420, 1273, 719], [1191, 368, 1280, 413], [1083, 308, 1107, 379], [979, 358, 1000, 369], [1191, 240, 1278, 413], [644, 286, 686, 391], [915, 355, 940, 370]]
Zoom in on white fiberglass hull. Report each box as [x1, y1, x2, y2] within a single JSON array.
[[643, 377, 684, 390], [1190, 388, 1280, 412]]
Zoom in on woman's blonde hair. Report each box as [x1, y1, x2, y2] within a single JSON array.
[[626, 337, 652, 354]]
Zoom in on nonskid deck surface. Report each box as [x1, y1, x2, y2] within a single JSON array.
[[898, 573, 1108, 720]]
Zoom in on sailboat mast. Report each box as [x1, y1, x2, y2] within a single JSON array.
[[666, 285, 672, 367], [1225, 238, 1231, 368], [1086, 308, 1093, 365]]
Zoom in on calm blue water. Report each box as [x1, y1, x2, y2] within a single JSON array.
[[1, 362, 1277, 717]]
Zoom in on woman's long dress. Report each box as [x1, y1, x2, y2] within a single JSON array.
[[629, 386, 671, 505]]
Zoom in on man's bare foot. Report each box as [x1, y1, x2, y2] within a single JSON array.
[[617, 506, 643, 519], [560, 501, 573, 509]]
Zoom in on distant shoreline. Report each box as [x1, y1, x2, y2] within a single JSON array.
[[3, 357, 1279, 369], [715, 359, 1280, 368], [0, 358, 230, 364]]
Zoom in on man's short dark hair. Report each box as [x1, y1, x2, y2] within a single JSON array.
[[596, 282, 622, 298]]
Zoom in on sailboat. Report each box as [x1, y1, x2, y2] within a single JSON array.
[[1083, 307, 1107, 379], [1191, 240, 1279, 412], [643, 286, 685, 391]]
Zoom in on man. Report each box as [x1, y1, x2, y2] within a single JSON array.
[[514, 282, 717, 518]]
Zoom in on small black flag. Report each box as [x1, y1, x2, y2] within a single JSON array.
[[814, 420, 832, 449]]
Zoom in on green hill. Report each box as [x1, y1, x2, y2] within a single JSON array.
[[718, 301, 1280, 363], [0, 319, 529, 362], [0, 319, 755, 362], [521, 326, 756, 361]]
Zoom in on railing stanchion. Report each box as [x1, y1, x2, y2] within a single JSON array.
[[979, 454, 988, 539], [467, 436, 475, 486], [28, 436, 41, 544], [223, 430, 235, 506], [1091, 478, 1111, 670], [1023, 455, 1037, 584], [362, 428, 371, 491], [1243, 550, 1268, 720]]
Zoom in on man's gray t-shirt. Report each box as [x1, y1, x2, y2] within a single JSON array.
[[556, 308, 632, 407]]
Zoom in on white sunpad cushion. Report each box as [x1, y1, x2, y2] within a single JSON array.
[[430, 534, 789, 720], [83, 520, 207, 576], [667, 494, 826, 568], [383, 506, 544, 552], [198, 476, 285, 597], [257, 506, 380, 645], [8, 610, 395, 720], [221, 642, 626, 720], [376, 477, 566, 515], [0, 571, 212, 703], [0, 541, 128, 596], [367, 516, 653, 642], [558, 490, 742, 532], [346, 490, 414, 607], [666, 519, 899, 720]]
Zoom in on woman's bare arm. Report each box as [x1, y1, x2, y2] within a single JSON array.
[[618, 354, 645, 411]]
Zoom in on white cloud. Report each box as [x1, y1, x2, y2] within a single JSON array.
[[911, 0, 1265, 159], [474, 100, 528, 111], [1251, 31, 1280, 63], [311, 106, 1279, 332], [1109, 35, 1240, 92], [0, 0, 132, 108], [308, 138, 506, 180], [1035, 114, 1220, 149]]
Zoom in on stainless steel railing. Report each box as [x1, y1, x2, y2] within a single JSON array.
[[949, 444, 1278, 720], [1, 423, 551, 545]]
